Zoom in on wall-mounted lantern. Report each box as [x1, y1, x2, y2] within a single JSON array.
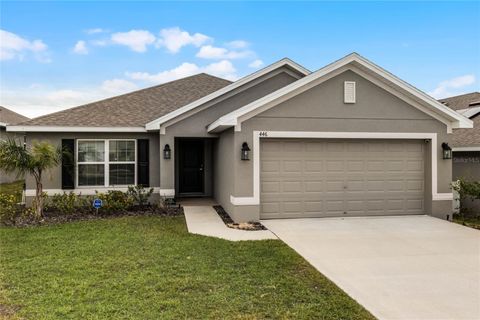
[[241, 142, 250, 161], [441, 142, 452, 159], [163, 144, 171, 160]]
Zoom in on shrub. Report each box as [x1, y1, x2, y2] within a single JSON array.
[[0, 192, 22, 224], [95, 190, 134, 213], [49, 192, 79, 215], [154, 197, 180, 216], [127, 185, 154, 206], [451, 178, 480, 216]]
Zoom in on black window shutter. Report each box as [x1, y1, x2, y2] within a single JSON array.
[[61, 139, 75, 189], [137, 139, 149, 187]]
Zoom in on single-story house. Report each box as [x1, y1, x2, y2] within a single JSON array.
[[440, 92, 480, 213], [7, 53, 473, 222], [0, 106, 30, 184]]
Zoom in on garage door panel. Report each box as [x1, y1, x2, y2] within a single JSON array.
[[260, 139, 425, 219]]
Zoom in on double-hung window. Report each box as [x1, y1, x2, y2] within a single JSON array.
[[77, 139, 136, 187]]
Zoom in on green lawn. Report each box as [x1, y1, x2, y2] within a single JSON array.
[[453, 215, 480, 230], [0, 216, 374, 319]]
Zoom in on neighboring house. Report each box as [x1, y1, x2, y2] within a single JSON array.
[[0, 106, 30, 184], [440, 92, 480, 213], [7, 53, 473, 221]]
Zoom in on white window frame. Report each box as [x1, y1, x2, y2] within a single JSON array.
[[76, 139, 137, 188]]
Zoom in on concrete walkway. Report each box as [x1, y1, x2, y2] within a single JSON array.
[[263, 215, 480, 320], [182, 201, 276, 241]]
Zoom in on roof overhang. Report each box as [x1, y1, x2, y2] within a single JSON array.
[[7, 126, 147, 133], [145, 58, 311, 131], [456, 106, 480, 119], [208, 53, 473, 133], [0, 122, 7, 128], [452, 146, 480, 152]]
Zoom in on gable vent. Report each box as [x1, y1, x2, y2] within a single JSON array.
[[344, 81, 356, 104]]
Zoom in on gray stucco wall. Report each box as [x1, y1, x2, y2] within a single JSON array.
[[228, 69, 452, 221], [23, 132, 160, 193], [453, 151, 480, 214], [159, 68, 302, 192], [213, 128, 235, 214]]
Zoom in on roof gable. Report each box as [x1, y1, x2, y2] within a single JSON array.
[[208, 53, 473, 133], [145, 58, 310, 131]]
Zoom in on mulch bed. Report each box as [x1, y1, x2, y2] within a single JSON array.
[[213, 205, 267, 231], [2, 205, 184, 228]]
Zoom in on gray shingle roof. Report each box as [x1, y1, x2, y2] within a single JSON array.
[[17, 73, 232, 127], [440, 92, 480, 148], [0, 106, 30, 126], [439, 92, 480, 111]]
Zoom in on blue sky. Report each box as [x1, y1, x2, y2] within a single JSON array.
[[1, 1, 479, 118]]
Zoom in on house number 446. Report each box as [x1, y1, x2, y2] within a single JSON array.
[[259, 131, 268, 137]]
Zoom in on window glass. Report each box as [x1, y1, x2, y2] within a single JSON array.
[[109, 140, 135, 162], [78, 141, 105, 162], [109, 164, 135, 185], [78, 164, 105, 186]]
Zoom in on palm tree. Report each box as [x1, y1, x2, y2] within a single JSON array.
[[0, 138, 62, 218]]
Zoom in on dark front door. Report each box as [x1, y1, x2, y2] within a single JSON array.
[[178, 140, 204, 194]]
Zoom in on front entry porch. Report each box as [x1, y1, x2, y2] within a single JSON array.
[[175, 138, 214, 198]]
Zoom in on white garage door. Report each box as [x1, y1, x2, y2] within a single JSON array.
[[260, 139, 425, 219]]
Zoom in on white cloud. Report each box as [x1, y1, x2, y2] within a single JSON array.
[[196, 45, 252, 60], [85, 28, 106, 34], [203, 60, 237, 80], [248, 59, 264, 68], [428, 74, 476, 98], [101, 78, 138, 94], [227, 40, 249, 49], [90, 39, 108, 47], [127, 60, 238, 84], [111, 30, 156, 52], [0, 29, 49, 62], [73, 40, 88, 55], [127, 63, 200, 83], [46, 89, 84, 103], [0, 78, 141, 118], [156, 27, 211, 53]]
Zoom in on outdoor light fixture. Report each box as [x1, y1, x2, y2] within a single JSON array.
[[241, 142, 250, 160], [441, 142, 452, 159], [163, 144, 171, 160]]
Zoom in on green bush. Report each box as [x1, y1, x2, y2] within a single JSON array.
[[95, 190, 134, 213], [0, 192, 22, 224], [127, 185, 154, 206], [451, 178, 480, 216], [49, 192, 79, 215]]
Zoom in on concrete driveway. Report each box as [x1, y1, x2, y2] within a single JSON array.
[[262, 216, 480, 320]]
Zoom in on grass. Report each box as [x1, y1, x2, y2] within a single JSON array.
[[453, 214, 480, 230], [0, 180, 23, 202], [0, 216, 375, 319]]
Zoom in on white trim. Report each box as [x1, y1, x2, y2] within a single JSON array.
[[344, 81, 356, 104], [159, 189, 175, 197], [208, 53, 473, 133], [25, 187, 173, 197], [145, 58, 310, 131], [0, 122, 8, 127], [230, 131, 453, 206], [76, 139, 137, 188], [6, 126, 147, 132], [455, 106, 480, 119], [453, 147, 480, 152]]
